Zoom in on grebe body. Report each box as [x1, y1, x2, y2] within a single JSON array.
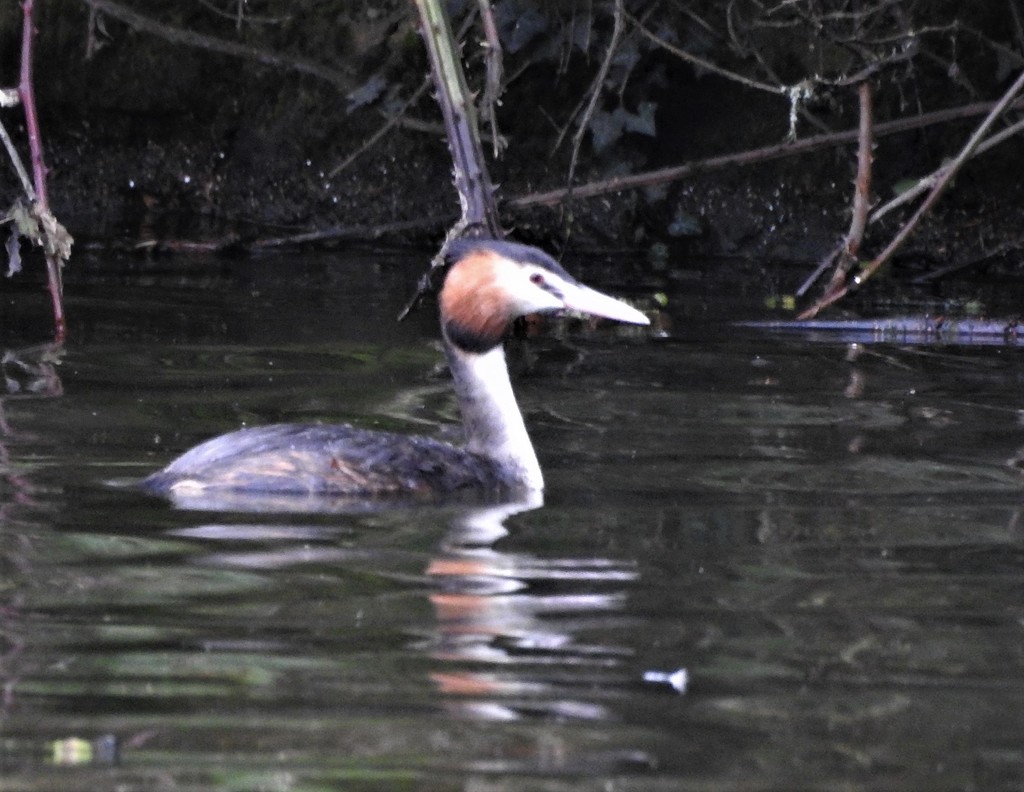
[[143, 240, 648, 502], [143, 423, 516, 498]]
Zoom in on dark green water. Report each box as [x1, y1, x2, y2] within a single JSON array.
[[2, 251, 1024, 790]]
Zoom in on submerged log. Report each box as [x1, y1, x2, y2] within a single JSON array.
[[738, 317, 1023, 346]]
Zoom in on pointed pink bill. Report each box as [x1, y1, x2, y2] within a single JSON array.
[[559, 281, 650, 325]]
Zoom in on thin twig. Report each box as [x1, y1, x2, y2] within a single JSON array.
[[249, 215, 454, 249], [796, 245, 842, 299], [476, 0, 505, 156], [328, 78, 431, 178], [872, 113, 1024, 224], [972, 113, 1024, 156], [911, 233, 1024, 284], [327, 7, 497, 179], [551, 90, 590, 154], [1012, 0, 1024, 53], [81, 0, 353, 91], [626, 8, 784, 95], [0, 118, 35, 200], [567, 0, 625, 188], [195, 0, 291, 27]]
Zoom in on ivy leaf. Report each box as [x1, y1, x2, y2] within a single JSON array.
[[589, 103, 658, 152], [9, 200, 41, 244], [494, 0, 548, 53], [622, 101, 657, 137], [2, 199, 73, 276], [39, 206, 74, 263], [346, 73, 388, 115], [588, 109, 622, 153]]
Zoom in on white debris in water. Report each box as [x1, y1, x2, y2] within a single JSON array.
[[643, 668, 688, 694]]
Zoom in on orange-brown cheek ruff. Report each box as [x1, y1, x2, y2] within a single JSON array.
[[440, 252, 513, 353]]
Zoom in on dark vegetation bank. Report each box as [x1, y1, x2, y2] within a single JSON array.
[[3, 1, 1024, 323]]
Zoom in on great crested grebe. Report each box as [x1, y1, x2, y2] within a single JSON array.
[[142, 239, 649, 501]]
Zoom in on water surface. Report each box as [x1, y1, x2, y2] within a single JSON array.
[[2, 250, 1024, 790]]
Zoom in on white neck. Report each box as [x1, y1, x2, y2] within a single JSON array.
[[444, 340, 544, 491]]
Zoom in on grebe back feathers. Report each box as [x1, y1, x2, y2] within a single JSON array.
[[142, 240, 648, 503]]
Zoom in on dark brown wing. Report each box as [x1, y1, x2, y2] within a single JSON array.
[[143, 423, 508, 498]]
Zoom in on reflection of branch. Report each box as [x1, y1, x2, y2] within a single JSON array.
[[799, 68, 1024, 319], [0, 342, 64, 715], [81, 0, 354, 90], [1, 343, 65, 398]]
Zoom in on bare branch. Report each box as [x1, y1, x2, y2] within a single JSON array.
[[567, 0, 627, 189], [799, 68, 1024, 319], [0, 119, 35, 200], [195, 0, 291, 28], [827, 81, 874, 290], [797, 81, 873, 298], [626, 8, 785, 95], [872, 114, 1024, 224], [81, 0, 354, 91], [507, 96, 1024, 210], [476, 0, 506, 156]]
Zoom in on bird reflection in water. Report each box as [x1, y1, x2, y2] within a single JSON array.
[[155, 476, 671, 777], [171, 493, 641, 730], [421, 494, 639, 725]]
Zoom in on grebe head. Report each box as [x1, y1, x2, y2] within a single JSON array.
[[440, 239, 649, 353]]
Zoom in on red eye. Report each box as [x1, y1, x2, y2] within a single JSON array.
[[530, 273, 545, 286]]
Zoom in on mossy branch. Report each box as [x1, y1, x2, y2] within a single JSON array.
[[412, 0, 501, 240]]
